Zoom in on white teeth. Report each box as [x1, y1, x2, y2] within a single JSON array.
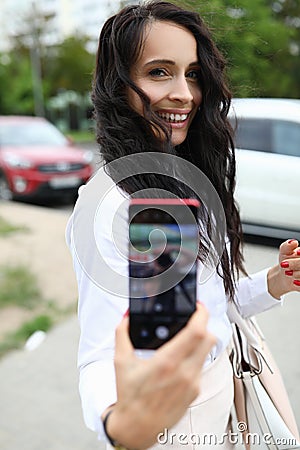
[[158, 112, 188, 123]]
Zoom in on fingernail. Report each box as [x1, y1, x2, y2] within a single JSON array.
[[285, 270, 293, 276], [288, 239, 297, 244], [293, 280, 300, 287], [123, 309, 129, 317], [280, 261, 289, 268], [297, 249, 300, 256]]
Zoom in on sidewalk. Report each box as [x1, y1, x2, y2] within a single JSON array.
[[0, 316, 102, 450], [0, 201, 102, 450]]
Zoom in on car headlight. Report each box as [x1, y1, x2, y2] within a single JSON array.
[[3, 155, 33, 169]]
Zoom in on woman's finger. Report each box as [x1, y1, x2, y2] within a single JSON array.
[[279, 239, 299, 261], [280, 258, 300, 271], [115, 316, 135, 363], [157, 303, 215, 362]]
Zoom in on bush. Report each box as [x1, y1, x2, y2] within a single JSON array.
[[0, 265, 41, 309]]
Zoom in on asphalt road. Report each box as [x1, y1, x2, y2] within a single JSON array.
[[0, 211, 299, 450]]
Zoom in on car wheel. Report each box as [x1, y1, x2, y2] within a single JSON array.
[[0, 174, 13, 201]]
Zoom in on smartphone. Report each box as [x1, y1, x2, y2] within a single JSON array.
[[129, 198, 200, 349]]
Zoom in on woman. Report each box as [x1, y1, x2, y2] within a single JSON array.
[[66, 1, 300, 448]]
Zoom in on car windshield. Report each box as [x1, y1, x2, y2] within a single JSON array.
[[0, 121, 68, 147]]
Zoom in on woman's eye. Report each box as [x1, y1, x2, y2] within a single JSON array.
[[149, 68, 167, 77], [186, 70, 200, 80]]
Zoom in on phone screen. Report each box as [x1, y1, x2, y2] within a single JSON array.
[[129, 199, 199, 349]]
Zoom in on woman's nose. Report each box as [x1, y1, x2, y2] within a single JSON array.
[[168, 76, 194, 103]]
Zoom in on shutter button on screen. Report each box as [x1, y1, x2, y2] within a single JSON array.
[[155, 326, 169, 340]]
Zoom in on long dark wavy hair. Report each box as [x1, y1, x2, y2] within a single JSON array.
[[92, 0, 247, 300]]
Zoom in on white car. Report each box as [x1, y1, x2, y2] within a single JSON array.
[[229, 98, 300, 239]]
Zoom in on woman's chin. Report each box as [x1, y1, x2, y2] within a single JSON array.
[[171, 130, 188, 146]]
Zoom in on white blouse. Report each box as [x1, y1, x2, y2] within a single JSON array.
[[66, 174, 282, 441]]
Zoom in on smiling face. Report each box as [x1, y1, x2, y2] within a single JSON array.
[[128, 20, 202, 146]]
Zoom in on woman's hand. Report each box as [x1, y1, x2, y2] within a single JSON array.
[[267, 239, 300, 299], [103, 303, 216, 450]]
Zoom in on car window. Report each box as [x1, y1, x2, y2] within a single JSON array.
[[0, 121, 67, 147], [273, 120, 300, 157], [231, 118, 272, 153], [231, 117, 300, 157]]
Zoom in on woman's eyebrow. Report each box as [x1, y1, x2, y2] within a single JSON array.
[[144, 59, 175, 67], [144, 59, 200, 68]]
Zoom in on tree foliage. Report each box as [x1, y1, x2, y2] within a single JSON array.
[[0, 34, 94, 116], [45, 36, 94, 97], [0, 5, 94, 116], [268, 0, 300, 96], [0, 53, 34, 115], [180, 0, 299, 97]]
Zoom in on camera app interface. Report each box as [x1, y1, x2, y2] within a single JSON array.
[[129, 207, 198, 317]]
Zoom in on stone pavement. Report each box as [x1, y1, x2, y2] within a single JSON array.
[[0, 202, 299, 450]]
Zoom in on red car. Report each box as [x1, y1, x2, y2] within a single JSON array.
[[0, 115, 94, 202]]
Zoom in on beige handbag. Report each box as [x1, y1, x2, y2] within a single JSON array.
[[227, 302, 300, 450]]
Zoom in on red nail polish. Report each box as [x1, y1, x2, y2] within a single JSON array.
[[280, 261, 289, 268], [285, 270, 293, 276], [293, 280, 300, 287], [297, 249, 300, 256], [123, 309, 129, 317], [288, 239, 296, 244]]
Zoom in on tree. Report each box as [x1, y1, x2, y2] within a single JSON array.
[[0, 33, 94, 116], [9, 4, 57, 116], [46, 36, 94, 97], [0, 5, 94, 117], [0, 52, 35, 115], [268, 0, 300, 97], [180, 0, 297, 98]]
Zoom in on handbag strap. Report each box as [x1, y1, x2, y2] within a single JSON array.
[[227, 302, 263, 350], [227, 302, 273, 376]]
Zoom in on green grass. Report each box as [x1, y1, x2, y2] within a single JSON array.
[[0, 263, 75, 358], [0, 216, 28, 236], [0, 215, 76, 359], [0, 314, 53, 358], [0, 265, 41, 309], [13, 314, 53, 340]]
